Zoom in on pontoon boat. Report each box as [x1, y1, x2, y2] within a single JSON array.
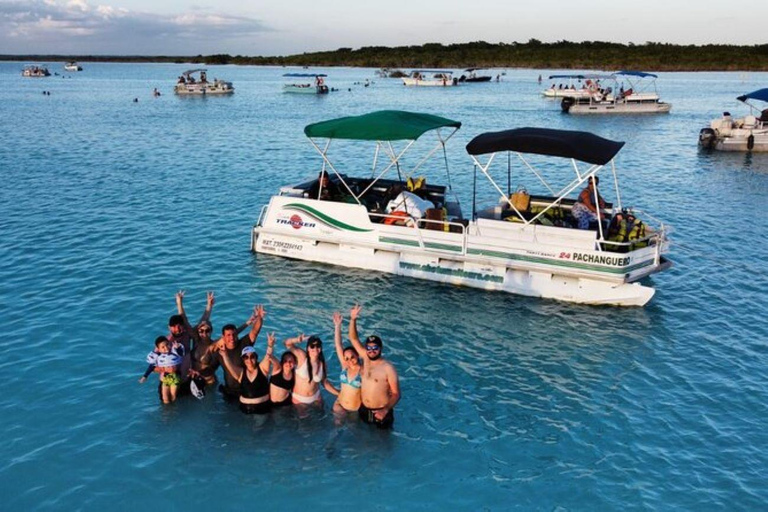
[[283, 73, 329, 94], [561, 71, 671, 114], [402, 70, 457, 87], [542, 74, 610, 99], [251, 111, 672, 306], [64, 61, 82, 72], [22, 65, 50, 77], [174, 69, 234, 95], [699, 89, 768, 152]]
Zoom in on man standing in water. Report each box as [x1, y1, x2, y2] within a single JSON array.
[[215, 305, 267, 401], [348, 304, 400, 429]]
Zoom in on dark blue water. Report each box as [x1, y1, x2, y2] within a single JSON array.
[[2, 62, 767, 510]]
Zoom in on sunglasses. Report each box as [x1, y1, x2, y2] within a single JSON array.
[[243, 354, 257, 360], [365, 344, 380, 351], [198, 328, 211, 333], [308, 344, 321, 349]]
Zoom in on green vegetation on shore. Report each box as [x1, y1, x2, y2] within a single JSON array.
[[4, 40, 768, 71]]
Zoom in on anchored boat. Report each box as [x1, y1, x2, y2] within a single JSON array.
[[458, 68, 493, 83], [699, 89, 768, 152], [283, 74, 329, 94], [64, 61, 83, 72], [22, 65, 50, 77], [174, 69, 234, 95], [402, 70, 458, 87], [561, 71, 671, 114], [542, 74, 612, 99], [251, 111, 672, 306]]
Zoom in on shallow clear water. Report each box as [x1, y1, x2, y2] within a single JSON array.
[[2, 62, 768, 510]]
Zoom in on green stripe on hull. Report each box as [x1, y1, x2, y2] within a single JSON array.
[[378, 236, 654, 275], [284, 203, 373, 232]]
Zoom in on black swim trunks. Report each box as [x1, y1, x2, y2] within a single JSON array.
[[358, 404, 394, 429], [239, 401, 271, 415]]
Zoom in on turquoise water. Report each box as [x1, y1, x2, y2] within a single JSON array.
[[2, 62, 768, 510]]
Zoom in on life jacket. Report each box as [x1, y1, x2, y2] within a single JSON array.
[[604, 214, 628, 252], [406, 176, 426, 192], [626, 216, 647, 249], [384, 210, 411, 226]]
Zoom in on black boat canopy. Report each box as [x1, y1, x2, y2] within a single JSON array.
[[615, 70, 658, 78], [737, 88, 768, 103], [465, 128, 625, 166]]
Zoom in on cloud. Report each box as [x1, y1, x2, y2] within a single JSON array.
[[0, 0, 272, 54]]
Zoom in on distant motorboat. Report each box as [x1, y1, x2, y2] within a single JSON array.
[[402, 70, 458, 87], [64, 61, 83, 72], [699, 89, 768, 152], [458, 68, 492, 83], [282, 73, 329, 94], [174, 69, 234, 96], [22, 65, 50, 78]]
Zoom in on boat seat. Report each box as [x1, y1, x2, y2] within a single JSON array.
[[743, 115, 757, 129]]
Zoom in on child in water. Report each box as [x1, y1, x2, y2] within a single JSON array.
[[139, 336, 185, 404]]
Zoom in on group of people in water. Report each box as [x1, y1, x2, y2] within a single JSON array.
[[139, 291, 400, 429]]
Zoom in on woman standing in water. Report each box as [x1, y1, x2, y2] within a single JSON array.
[[330, 312, 362, 415], [285, 333, 334, 407], [269, 351, 297, 407], [219, 333, 275, 414]]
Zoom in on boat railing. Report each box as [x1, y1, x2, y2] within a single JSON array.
[[256, 204, 268, 228], [368, 212, 468, 253]]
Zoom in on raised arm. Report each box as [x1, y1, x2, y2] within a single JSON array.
[[259, 333, 276, 375], [217, 345, 243, 383], [348, 304, 365, 358], [332, 312, 345, 368], [175, 290, 196, 338], [241, 305, 266, 344], [284, 333, 308, 363], [196, 291, 215, 328]]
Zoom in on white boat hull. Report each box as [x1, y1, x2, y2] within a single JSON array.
[[252, 197, 669, 307], [174, 83, 234, 95], [700, 120, 768, 152], [402, 78, 456, 87], [542, 89, 592, 99], [566, 101, 671, 115]]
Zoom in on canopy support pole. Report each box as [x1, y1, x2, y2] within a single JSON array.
[[611, 160, 622, 211], [516, 154, 556, 195], [307, 137, 361, 205]]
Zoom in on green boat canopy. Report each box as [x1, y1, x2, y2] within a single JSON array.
[[304, 110, 461, 141]]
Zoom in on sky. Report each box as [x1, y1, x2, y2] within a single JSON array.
[[0, 0, 765, 56]]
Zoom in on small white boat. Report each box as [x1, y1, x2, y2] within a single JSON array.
[[64, 61, 82, 72], [699, 89, 768, 152], [542, 74, 611, 99], [174, 69, 234, 95], [22, 65, 50, 77], [561, 71, 671, 114], [282, 73, 329, 94], [402, 70, 457, 87], [251, 111, 672, 307]]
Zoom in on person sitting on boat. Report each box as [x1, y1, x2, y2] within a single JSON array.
[[307, 171, 343, 201], [572, 176, 606, 230], [177, 75, 186, 84], [385, 185, 434, 223], [200, 71, 207, 83]]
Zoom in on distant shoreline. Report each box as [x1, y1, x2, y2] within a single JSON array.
[[3, 40, 768, 71]]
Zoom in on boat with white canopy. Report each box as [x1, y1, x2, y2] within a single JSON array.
[[283, 73, 329, 94], [174, 69, 234, 95], [251, 111, 672, 306], [64, 61, 82, 72], [542, 74, 610, 99], [699, 89, 768, 152], [561, 71, 671, 114], [402, 70, 457, 87]]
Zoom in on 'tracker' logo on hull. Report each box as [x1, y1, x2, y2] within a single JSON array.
[[277, 214, 316, 230]]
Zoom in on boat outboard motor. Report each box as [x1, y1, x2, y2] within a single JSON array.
[[698, 128, 716, 149], [453, 77, 459, 86], [561, 97, 576, 113]]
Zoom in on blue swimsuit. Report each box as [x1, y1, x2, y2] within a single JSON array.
[[339, 369, 362, 389]]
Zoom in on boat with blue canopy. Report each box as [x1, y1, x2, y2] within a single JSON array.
[[251, 111, 672, 306], [699, 88, 768, 152], [283, 73, 329, 94], [402, 70, 458, 87], [561, 71, 671, 114]]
